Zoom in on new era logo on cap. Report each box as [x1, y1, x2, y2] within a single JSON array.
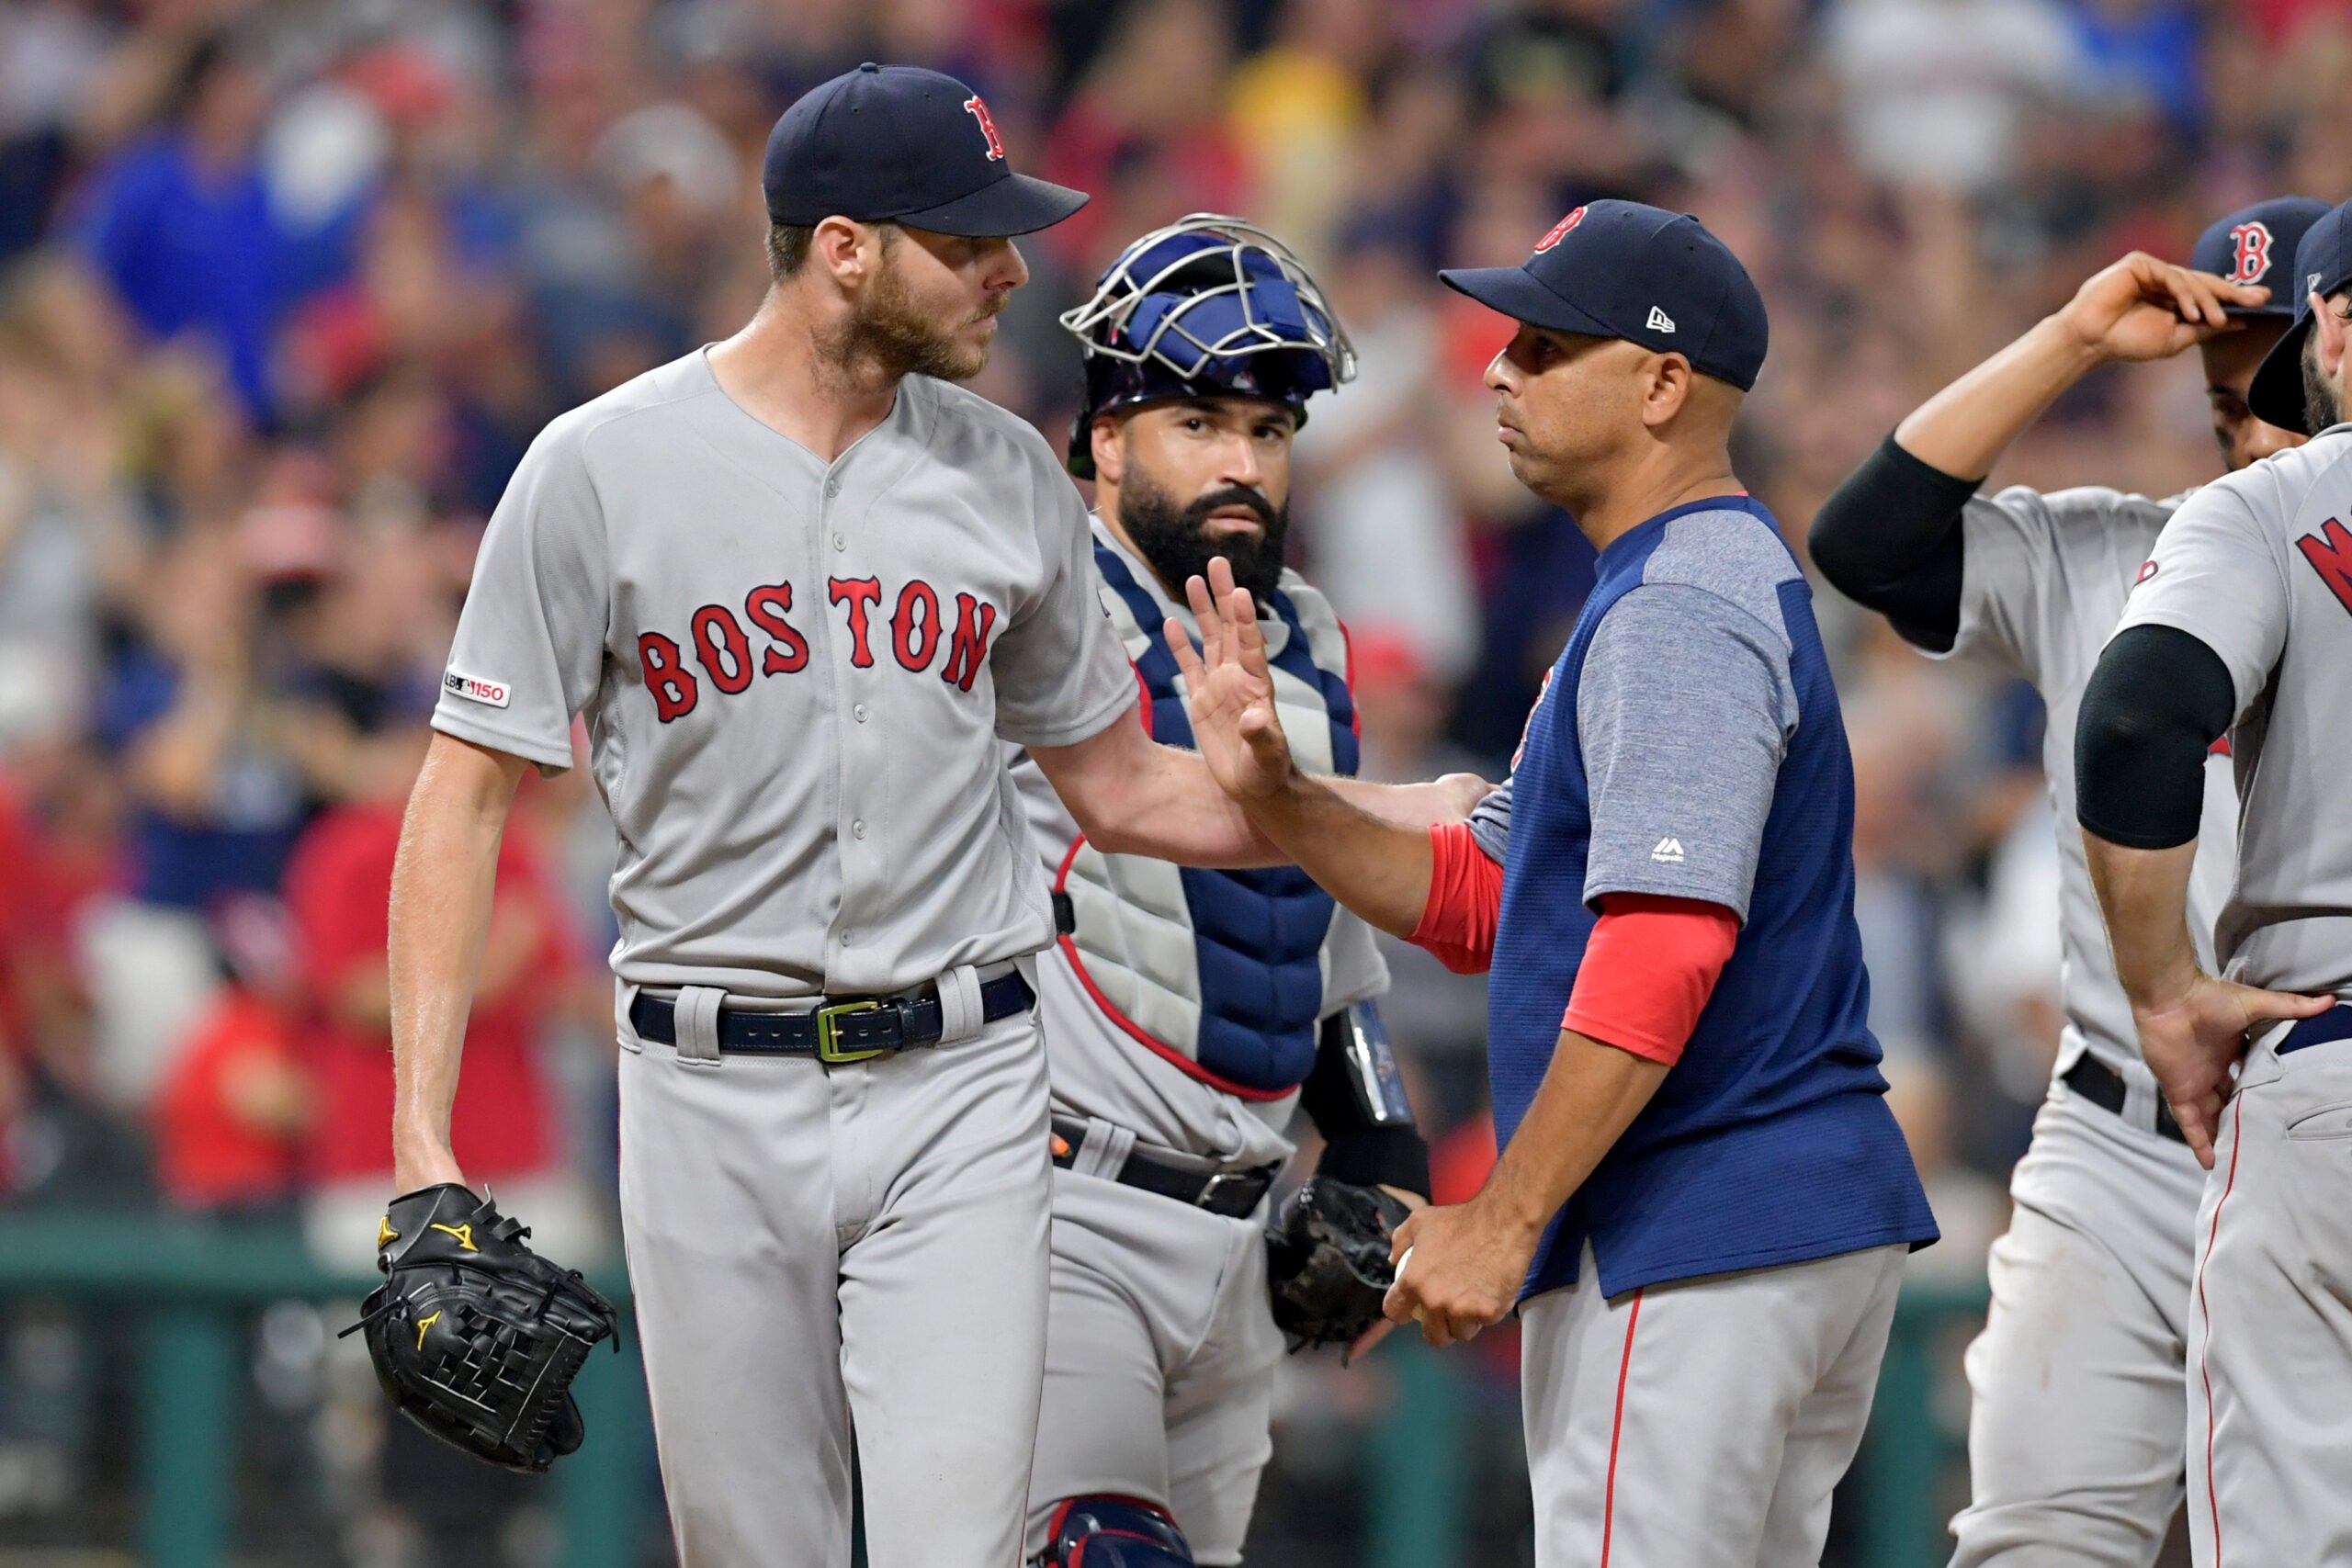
[[1646, 306, 1676, 333]]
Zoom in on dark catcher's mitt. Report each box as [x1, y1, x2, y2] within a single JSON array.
[[1264, 1176, 1412, 1349], [343, 1185, 619, 1473]]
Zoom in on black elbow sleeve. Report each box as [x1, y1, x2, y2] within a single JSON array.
[[2075, 624, 2237, 850], [1809, 434, 1978, 653]]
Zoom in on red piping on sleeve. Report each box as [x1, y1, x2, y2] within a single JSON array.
[[1410, 820, 1503, 974], [1562, 894, 1740, 1066]]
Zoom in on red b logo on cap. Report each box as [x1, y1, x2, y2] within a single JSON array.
[[2230, 221, 2274, 286], [964, 96, 1006, 162], [1534, 207, 1588, 253]]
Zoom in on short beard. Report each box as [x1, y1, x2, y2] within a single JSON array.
[[820, 237, 996, 383], [1118, 451, 1290, 606], [2304, 326, 2345, 434]]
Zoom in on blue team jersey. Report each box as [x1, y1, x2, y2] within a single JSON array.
[[1484, 497, 1937, 1301]]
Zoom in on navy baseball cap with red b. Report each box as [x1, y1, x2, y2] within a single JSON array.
[[1437, 200, 1770, 389], [763, 62, 1088, 238], [2247, 195, 2352, 434], [2188, 196, 2330, 320]]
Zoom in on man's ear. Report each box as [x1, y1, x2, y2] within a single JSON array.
[[2315, 290, 2351, 380], [1090, 415, 1125, 486], [810, 216, 875, 287], [1640, 353, 1696, 429]]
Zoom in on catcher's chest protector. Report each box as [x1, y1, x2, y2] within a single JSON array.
[[1056, 543, 1357, 1098]]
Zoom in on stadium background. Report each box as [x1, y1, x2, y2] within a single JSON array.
[[0, 0, 2338, 1562]]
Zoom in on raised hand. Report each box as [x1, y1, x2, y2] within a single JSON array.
[[1163, 556, 1294, 801], [2057, 252, 2268, 365], [2133, 971, 2335, 1168]]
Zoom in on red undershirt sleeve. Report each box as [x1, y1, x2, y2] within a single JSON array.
[[1563, 893, 1740, 1066], [1409, 820, 1504, 974]]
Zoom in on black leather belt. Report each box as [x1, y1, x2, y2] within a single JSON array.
[[2062, 1055, 2186, 1145], [1050, 1119, 1280, 1219], [2278, 1003, 2352, 1056], [629, 972, 1034, 1063]]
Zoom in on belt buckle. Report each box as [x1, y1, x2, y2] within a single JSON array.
[[1195, 1171, 1248, 1212], [815, 999, 887, 1065]]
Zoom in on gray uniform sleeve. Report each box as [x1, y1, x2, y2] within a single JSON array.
[[1577, 585, 1796, 921], [1467, 776, 1512, 862], [1947, 484, 2135, 681], [2114, 482, 2290, 716], [991, 455, 1138, 749], [432, 418, 610, 771]]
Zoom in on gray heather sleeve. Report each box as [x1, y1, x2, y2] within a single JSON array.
[[992, 449, 1138, 749], [1466, 776, 1512, 862], [1951, 484, 2152, 683], [432, 417, 610, 772], [1577, 585, 1796, 921]]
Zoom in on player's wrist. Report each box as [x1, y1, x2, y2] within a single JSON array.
[[2037, 310, 2117, 372]]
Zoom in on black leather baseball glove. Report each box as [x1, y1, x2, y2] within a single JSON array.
[[1264, 1175, 1411, 1350], [343, 1184, 619, 1472]]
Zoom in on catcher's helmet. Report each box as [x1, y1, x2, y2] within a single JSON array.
[[1060, 214, 1354, 478]]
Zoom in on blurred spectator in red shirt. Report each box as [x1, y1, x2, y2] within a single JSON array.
[[153, 893, 312, 1213], [285, 724, 603, 1273]]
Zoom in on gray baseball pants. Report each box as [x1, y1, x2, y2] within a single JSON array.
[[616, 991, 1052, 1568], [1521, 1241, 1905, 1567]]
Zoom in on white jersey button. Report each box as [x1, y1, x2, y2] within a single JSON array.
[[852, 820, 866, 839], [854, 704, 869, 722], [833, 532, 846, 551], [824, 477, 841, 498]]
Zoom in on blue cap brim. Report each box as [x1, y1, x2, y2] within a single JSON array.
[[1437, 265, 1616, 337], [2247, 312, 2313, 434], [897, 173, 1089, 238]]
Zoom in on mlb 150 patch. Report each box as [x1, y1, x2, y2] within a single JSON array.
[[444, 671, 512, 708]]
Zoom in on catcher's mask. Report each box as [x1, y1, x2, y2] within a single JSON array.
[[1061, 213, 1355, 479]]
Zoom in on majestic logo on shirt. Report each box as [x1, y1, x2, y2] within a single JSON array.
[[1534, 207, 1587, 253], [964, 96, 1006, 161], [2295, 516, 2352, 616], [634, 578, 1001, 723], [443, 671, 511, 708], [2227, 221, 2275, 285], [1650, 837, 1687, 864], [1646, 306, 1677, 334]]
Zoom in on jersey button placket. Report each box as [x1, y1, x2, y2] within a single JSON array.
[[825, 463, 878, 987]]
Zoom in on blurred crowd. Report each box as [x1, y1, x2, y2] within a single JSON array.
[[1, 0, 2350, 1560]]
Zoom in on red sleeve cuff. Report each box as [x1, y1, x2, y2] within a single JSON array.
[[1410, 820, 1504, 975], [1562, 894, 1740, 1066]]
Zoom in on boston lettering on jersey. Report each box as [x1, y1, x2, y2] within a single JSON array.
[[1054, 541, 1358, 1098], [635, 577, 1001, 721], [2297, 515, 2352, 615]]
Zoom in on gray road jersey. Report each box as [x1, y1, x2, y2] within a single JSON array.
[[433, 350, 1136, 999], [2118, 426, 2352, 998], [1007, 526, 1386, 1167], [1922, 482, 2237, 1082]]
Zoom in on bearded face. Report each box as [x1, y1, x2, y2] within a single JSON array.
[[1117, 445, 1292, 606], [818, 227, 1012, 383]]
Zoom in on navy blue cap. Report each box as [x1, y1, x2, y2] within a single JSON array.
[[1436, 200, 1768, 390], [762, 62, 1087, 238], [2189, 197, 2331, 319], [2247, 197, 2352, 434]]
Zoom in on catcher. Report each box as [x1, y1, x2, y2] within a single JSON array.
[[1006, 216, 1468, 1566]]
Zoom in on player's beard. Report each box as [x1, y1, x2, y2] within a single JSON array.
[[2303, 327, 2345, 433], [1118, 455, 1290, 606], [828, 255, 1001, 383]]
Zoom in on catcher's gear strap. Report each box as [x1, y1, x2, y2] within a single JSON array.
[[1039, 1495, 1194, 1566], [1808, 434, 1975, 654], [2075, 622, 2235, 850], [1051, 1117, 1279, 1218], [1299, 1010, 1429, 1200], [1411, 820, 1502, 976], [1562, 893, 1740, 1067]]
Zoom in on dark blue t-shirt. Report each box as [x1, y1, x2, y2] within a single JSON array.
[[1480, 498, 1938, 1300]]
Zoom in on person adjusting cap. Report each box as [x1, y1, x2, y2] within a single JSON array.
[[762, 62, 1087, 237], [1060, 212, 1355, 477], [2188, 196, 2332, 319], [1437, 198, 1769, 389], [2246, 195, 2352, 434]]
